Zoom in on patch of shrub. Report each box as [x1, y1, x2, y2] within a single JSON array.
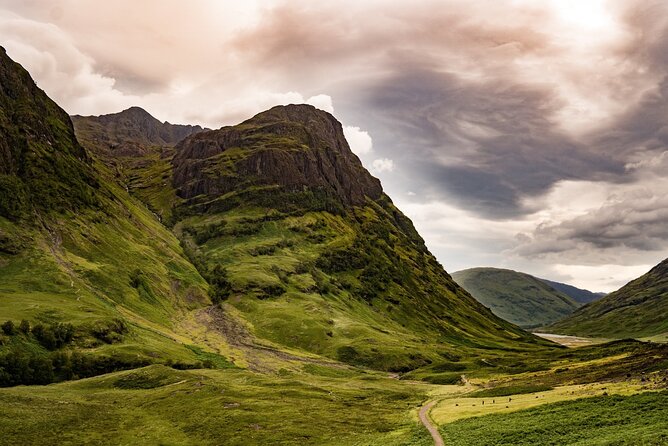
[[18, 320, 30, 334], [192, 221, 228, 244], [91, 319, 127, 344], [337, 345, 361, 363], [431, 361, 467, 373], [258, 283, 286, 299], [249, 245, 276, 256], [1, 320, 15, 336], [32, 322, 74, 350], [0, 174, 28, 220], [469, 384, 554, 398], [207, 264, 232, 304], [129, 269, 157, 303], [422, 373, 463, 385], [0, 347, 149, 387]]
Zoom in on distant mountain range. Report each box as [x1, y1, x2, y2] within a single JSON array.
[[539, 279, 606, 305], [452, 268, 580, 328], [452, 267, 604, 329]]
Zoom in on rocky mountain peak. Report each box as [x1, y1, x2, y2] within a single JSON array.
[[172, 104, 382, 209], [72, 106, 207, 158]]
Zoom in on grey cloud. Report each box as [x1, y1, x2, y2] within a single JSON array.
[[515, 190, 668, 261], [346, 69, 626, 218]]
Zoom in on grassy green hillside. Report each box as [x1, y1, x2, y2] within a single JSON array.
[[549, 259, 668, 339], [0, 46, 217, 385], [452, 268, 580, 328], [0, 365, 434, 446]]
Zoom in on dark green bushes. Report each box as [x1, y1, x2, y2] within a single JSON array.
[[91, 319, 127, 344], [469, 384, 554, 398], [207, 264, 232, 304], [129, 269, 157, 303], [0, 347, 150, 387], [1, 320, 15, 335], [31, 322, 74, 350], [0, 174, 28, 220]]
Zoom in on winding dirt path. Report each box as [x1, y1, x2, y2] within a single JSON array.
[[419, 401, 444, 446]]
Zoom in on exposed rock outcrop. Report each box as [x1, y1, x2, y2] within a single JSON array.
[[172, 104, 382, 207]]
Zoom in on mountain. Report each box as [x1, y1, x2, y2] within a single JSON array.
[[539, 278, 605, 305], [72, 106, 206, 157], [72, 108, 207, 222], [452, 267, 580, 328], [0, 48, 98, 220], [5, 44, 668, 446], [0, 46, 211, 385], [549, 259, 668, 339], [167, 104, 552, 370], [1, 45, 550, 385]]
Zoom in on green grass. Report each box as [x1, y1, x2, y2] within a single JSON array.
[[439, 391, 668, 445], [0, 364, 434, 446], [175, 201, 553, 374], [469, 384, 554, 398]]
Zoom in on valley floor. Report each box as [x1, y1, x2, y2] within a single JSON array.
[[1, 339, 667, 445]]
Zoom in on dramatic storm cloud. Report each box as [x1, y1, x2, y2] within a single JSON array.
[[2, 0, 668, 291]]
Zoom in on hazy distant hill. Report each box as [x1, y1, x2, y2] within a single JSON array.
[[549, 259, 668, 338], [539, 279, 605, 305], [452, 267, 580, 328]]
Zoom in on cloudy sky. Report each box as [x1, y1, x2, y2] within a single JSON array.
[[3, 0, 668, 292]]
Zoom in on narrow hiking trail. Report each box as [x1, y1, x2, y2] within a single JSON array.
[[419, 401, 444, 446]]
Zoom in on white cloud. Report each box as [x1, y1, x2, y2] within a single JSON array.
[[305, 94, 334, 113], [371, 158, 394, 173], [0, 11, 138, 115], [343, 126, 373, 155], [551, 263, 653, 293]]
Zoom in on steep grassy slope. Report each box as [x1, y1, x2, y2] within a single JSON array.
[[0, 46, 215, 385], [72, 107, 206, 221], [550, 259, 668, 338], [168, 105, 551, 372], [452, 268, 580, 328], [539, 278, 605, 305]]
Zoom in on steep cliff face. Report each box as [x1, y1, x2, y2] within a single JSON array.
[[172, 104, 382, 208], [0, 46, 98, 219]]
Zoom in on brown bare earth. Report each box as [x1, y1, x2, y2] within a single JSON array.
[[419, 401, 445, 446], [196, 305, 348, 372]]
